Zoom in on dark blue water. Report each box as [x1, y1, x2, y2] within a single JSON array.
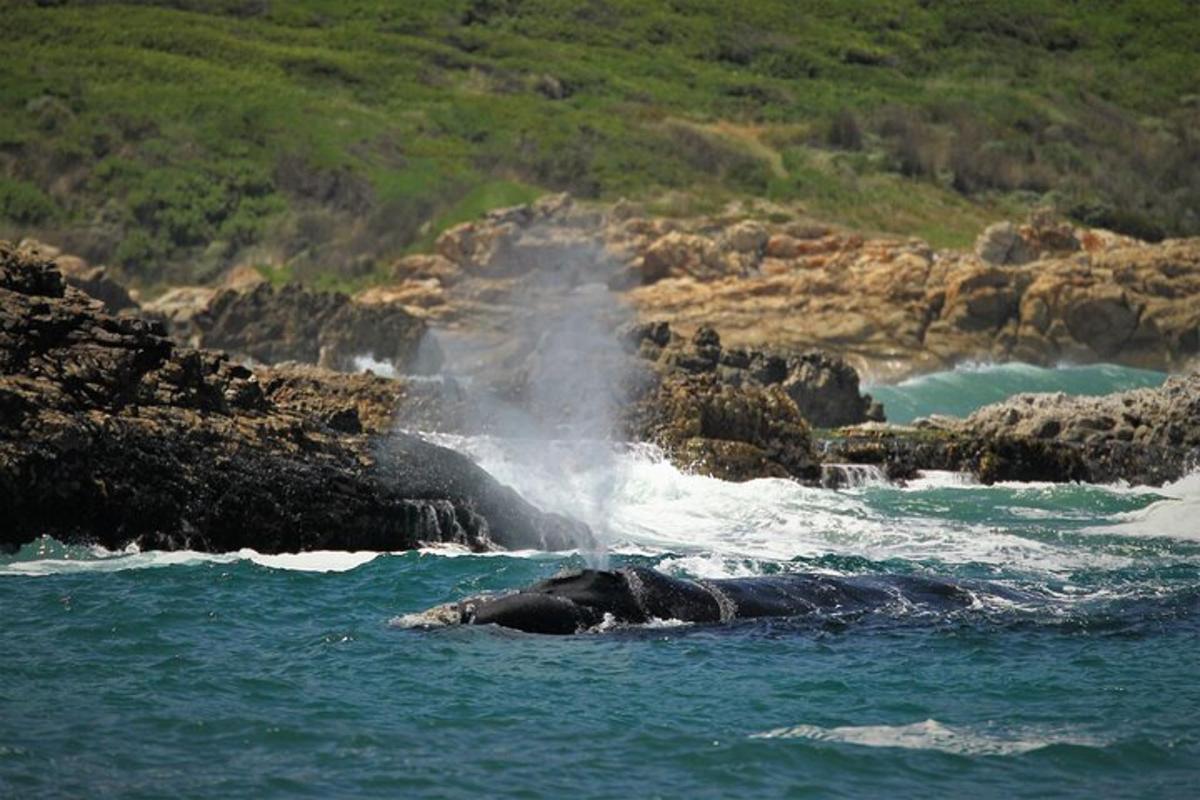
[[3, 366, 1200, 798]]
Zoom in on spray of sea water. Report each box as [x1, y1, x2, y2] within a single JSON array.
[[415, 238, 635, 566]]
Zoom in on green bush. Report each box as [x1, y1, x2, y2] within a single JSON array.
[[0, 180, 60, 225]]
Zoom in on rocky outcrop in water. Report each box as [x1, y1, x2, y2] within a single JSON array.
[[632, 372, 820, 482], [619, 322, 874, 482], [949, 377, 1200, 450], [0, 242, 589, 554], [820, 375, 1200, 486], [375, 319, 867, 483]]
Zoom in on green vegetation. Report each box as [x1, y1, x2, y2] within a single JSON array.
[[1, 0, 1198, 286]]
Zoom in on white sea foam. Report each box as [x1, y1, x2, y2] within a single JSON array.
[[240, 550, 381, 572], [415, 543, 583, 560], [0, 545, 381, 577], [903, 470, 978, 489], [425, 433, 1140, 576], [1086, 470, 1200, 541], [749, 719, 1104, 756], [655, 554, 770, 580], [351, 354, 398, 379]]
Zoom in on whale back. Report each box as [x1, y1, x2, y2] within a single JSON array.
[[623, 567, 722, 623], [444, 568, 977, 634], [460, 569, 646, 633]]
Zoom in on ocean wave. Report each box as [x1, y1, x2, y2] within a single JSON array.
[[1086, 471, 1200, 541], [6, 436, 1196, 582], [749, 719, 1106, 756], [866, 362, 1167, 424], [429, 433, 1157, 574], [0, 541, 383, 577]]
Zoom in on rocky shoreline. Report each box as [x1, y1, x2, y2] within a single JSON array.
[[0, 243, 589, 554], [120, 195, 1200, 386], [416, 196, 1200, 381], [5, 195, 1200, 554]]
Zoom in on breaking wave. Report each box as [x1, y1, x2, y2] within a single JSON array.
[[867, 362, 1167, 424]]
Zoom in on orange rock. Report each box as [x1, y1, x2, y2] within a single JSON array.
[[765, 234, 802, 259]]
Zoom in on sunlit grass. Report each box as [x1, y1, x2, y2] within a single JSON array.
[[1, 0, 1196, 285]]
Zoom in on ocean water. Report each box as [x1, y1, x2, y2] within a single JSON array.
[[867, 362, 1168, 424], [3, 366, 1200, 798]]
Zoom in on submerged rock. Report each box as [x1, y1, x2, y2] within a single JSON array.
[[0, 242, 589, 554]]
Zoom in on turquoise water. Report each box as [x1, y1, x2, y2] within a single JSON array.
[[867, 362, 1168, 424], [4, 366, 1200, 798]]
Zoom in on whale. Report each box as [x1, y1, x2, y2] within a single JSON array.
[[416, 566, 980, 634]]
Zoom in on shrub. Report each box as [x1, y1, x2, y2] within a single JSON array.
[[877, 107, 942, 179], [113, 229, 165, 276], [0, 179, 60, 225], [827, 109, 864, 151], [660, 121, 771, 193], [1069, 201, 1167, 242]]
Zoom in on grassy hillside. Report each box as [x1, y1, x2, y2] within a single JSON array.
[[2, 0, 1198, 287]]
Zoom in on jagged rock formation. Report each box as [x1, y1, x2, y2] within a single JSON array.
[[36, 199, 1200, 387], [18, 239, 138, 314], [374, 319, 871, 483], [189, 282, 441, 374], [383, 197, 1200, 381], [0, 242, 589, 554], [645, 324, 883, 427], [24, 196, 1200, 488], [618, 323, 878, 481], [945, 376, 1200, 453], [820, 375, 1200, 486], [629, 372, 820, 482], [630, 227, 1200, 381]]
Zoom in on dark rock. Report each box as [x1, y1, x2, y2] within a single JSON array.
[[719, 348, 751, 369], [818, 370, 1200, 487], [0, 242, 589, 554], [638, 322, 880, 429], [193, 283, 441, 374], [782, 351, 882, 428], [748, 353, 789, 385], [62, 265, 139, 315], [617, 320, 671, 353], [668, 351, 718, 374], [692, 325, 721, 349], [605, 321, 881, 481], [628, 372, 821, 482]]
